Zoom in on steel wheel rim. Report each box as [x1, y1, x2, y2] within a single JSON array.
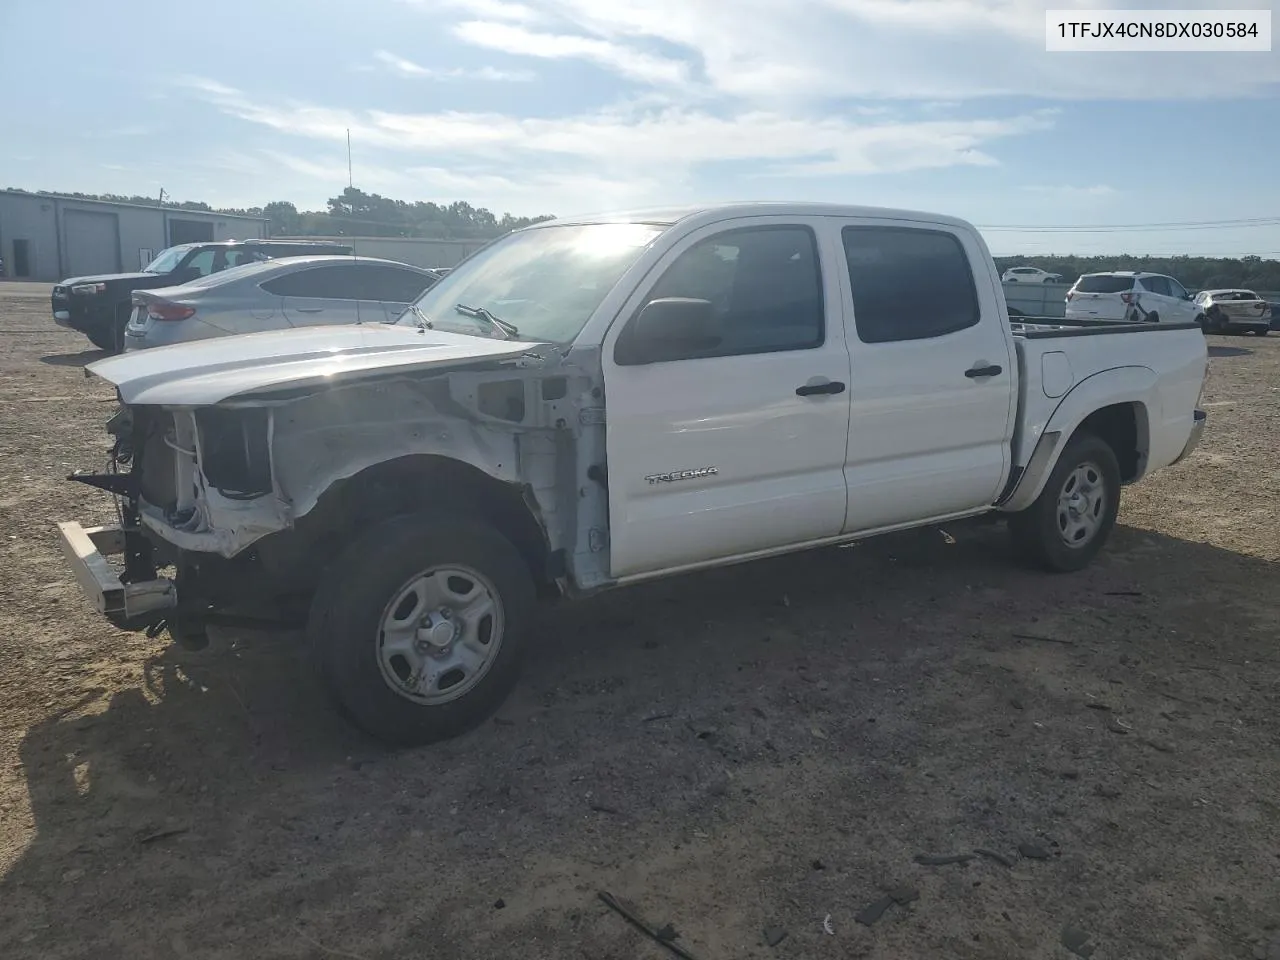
[[376, 565, 504, 705], [1056, 460, 1107, 549]]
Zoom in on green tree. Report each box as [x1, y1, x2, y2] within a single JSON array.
[[263, 201, 302, 236]]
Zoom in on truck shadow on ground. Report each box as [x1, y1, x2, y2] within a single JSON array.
[[39, 349, 108, 368], [3, 522, 1278, 957]]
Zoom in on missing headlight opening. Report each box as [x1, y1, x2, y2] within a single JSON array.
[[195, 407, 273, 499]]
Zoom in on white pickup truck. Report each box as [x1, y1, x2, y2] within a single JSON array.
[[59, 203, 1208, 745]]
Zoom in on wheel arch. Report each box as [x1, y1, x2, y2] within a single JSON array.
[[257, 453, 558, 597], [999, 367, 1155, 513]]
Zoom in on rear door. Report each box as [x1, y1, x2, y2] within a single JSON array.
[[1137, 275, 1172, 320], [1162, 276, 1199, 323], [262, 264, 385, 327], [838, 222, 1017, 532], [600, 218, 852, 578]]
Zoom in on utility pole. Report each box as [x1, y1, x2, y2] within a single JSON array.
[[347, 129, 353, 189]]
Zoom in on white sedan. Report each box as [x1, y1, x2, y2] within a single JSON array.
[[1003, 266, 1064, 283], [1194, 289, 1272, 336]]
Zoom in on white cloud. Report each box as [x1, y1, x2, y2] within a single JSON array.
[[373, 49, 534, 81], [452, 21, 689, 85], [438, 0, 1280, 100], [186, 78, 1053, 177]]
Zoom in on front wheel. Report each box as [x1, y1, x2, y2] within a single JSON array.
[[1009, 432, 1121, 573], [89, 304, 132, 353], [309, 513, 536, 746]]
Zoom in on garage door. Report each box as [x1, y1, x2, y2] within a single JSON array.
[[168, 218, 215, 245], [64, 210, 121, 277]]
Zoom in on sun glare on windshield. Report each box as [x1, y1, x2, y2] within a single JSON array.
[[565, 223, 665, 259]]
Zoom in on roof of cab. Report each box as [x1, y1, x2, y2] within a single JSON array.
[[537, 202, 977, 231]]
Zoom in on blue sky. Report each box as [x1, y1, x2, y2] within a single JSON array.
[[1, 0, 1277, 256]]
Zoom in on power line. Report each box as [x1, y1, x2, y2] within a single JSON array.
[[978, 216, 1280, 232]]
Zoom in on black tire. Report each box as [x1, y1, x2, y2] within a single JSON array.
[[308, 512, 536, 746], [167, 616, 211, 651], [1144, 311, 1159, 324], [1254, 328, 1269, 337], [1009, 431, 1121, 573], [90, 304, 132, 353]]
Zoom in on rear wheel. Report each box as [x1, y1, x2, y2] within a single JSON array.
[[1009, 432, 1121, 573], [309, 513, 536, 746], [1255, 327, 1269, 337]]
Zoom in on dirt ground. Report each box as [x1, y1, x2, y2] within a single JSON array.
[[0, 280, 1277, 960]]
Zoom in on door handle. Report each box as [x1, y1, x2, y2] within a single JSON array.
[[294, 307, 324, 314], [796, 381, 846, 396], [964, 364, 1002, 379]]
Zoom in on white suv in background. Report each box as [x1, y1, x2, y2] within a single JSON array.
[[1002, 266, 1063, 283], [1065, 272, 1203, 325]]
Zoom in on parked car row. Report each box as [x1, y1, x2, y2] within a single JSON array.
[[1064, 271, 1269, 335], [50, 238, 449, 352], [1003, 266, 1271, 336]]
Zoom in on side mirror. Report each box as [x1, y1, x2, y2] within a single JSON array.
[[614, 297, 720, 365]]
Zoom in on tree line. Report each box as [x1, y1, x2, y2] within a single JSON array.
[[5, 187, 555, 241], [993, 255, 1280, 292]]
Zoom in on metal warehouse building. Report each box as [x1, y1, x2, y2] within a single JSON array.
[[273, 234, 488, 270], [0, 190, 268, 282]]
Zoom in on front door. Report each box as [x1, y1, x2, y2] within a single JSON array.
[[601, 219, 852, 579], [837, 222, 1017, 533]]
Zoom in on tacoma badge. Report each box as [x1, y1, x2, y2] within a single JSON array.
[[645, 466, 718, 484]]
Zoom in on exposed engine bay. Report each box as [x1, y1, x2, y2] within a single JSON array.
[[71, 348, 615, 629]]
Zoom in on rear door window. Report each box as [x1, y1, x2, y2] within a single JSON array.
[[842, 226, 980, 343], [261, 265, 363, 300], [1141, 276, 1172, 296], [1076, 276, 1135, 294]]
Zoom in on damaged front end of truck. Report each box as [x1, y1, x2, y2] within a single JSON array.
[[57, 327, 613, 643]]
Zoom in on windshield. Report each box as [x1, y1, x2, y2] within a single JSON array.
[[398, 222, 666, 342], [180, 260, 279, 288], [143, 246, 188, 274]]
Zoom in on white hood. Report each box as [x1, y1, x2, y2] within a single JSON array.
[[87, 323, 544, 405]]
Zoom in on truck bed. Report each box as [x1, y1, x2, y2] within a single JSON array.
[[1006, 315, 1207, 485]]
